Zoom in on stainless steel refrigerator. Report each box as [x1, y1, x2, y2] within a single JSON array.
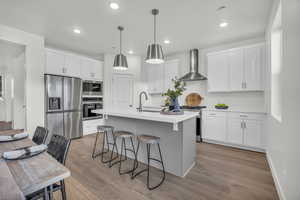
[[45, 74, 83, 142]]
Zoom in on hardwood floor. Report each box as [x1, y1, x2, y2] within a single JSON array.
[[55, 134, 278, 200]]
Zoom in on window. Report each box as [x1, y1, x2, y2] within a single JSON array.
[[271, 2, 282, 122]]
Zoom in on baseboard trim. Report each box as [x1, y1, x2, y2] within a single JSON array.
[[182, 162, 195, 178], [266, 152, 286, 200]]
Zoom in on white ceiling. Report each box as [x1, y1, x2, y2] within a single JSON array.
[[0, 0, 272, 58]]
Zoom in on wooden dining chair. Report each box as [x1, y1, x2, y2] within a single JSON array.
[[32, 126, 48, 145], [26, 134, 71, 200]]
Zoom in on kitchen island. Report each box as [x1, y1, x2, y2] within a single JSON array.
[[92, 109, 198, 177]]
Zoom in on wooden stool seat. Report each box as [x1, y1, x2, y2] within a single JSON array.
[[138, 135, 160, 144], [97, 125, 114, 132], [114, 131, 134, 138]]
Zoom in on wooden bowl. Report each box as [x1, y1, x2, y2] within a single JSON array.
[[185, 93, 203, 107]]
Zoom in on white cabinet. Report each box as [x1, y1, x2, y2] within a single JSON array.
[[244, 45, 263, 90], [83, 119, 104, 135], [46, 48, 103, 80], [229, 48, 244, 91], [65, 55, 81, 77], [46, 50, 66, 75], [203, 111, 227, 142], [203, 111, 265, 151], [207, 43, 265, 92], [146, 63, 165, 94], [164, 60, 179, 91], [207, 52, 230, 92], [80, 58, 103, 81], [243, 119, 262, 148], [227, 118, 244, 145], [145, 59, 179, 94]]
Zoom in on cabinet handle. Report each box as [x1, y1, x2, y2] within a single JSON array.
[[244, 122, 247, 129], [242, 82, 244, 89], [209, 113, 216, 116], [240, 114, 248, 117], [241, 122, 243, 129], [244, 82, 247, 89]]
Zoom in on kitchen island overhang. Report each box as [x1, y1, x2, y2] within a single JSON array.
[[92, 110, 198, 177]]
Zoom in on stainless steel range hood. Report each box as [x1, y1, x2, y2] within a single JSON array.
[[180, 49, 207, 81]]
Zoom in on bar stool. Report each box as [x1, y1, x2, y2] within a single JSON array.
[[92, 125, 118, 165], [131, 135, 166, 190], [110, 131, 137, 174]]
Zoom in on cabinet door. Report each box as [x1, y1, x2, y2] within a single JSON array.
[[203, 115, 226, 142], [46, 50, 65, 75], [244, 45, 263, 90], [164, 60, 179, 92], [227, 118, 243, 145], [80, 58, 95, 80], [207, 52, 230, 92], [146, 63, 164, 94], [244, 120, 262, 148], [94, 60, 103, 80], [229, 49, 244, 91], [65, 55, 81, 77]]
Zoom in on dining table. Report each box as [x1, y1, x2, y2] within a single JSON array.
[[0, 130, 70, 200]]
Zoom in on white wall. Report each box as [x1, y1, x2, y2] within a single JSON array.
[[265, 0, 300, 199], [103, 54, 147, 110], [148, 37, 266, 111], [0, 25, 45, 135]]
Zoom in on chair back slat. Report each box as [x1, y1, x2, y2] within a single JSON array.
[[47, 134, 71, 165], [32, 126, 48, 145]]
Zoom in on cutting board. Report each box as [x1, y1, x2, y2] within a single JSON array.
[[185, 93, 203, 107]]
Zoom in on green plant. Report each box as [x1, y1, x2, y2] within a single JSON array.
[[162, 77, 186, 99]]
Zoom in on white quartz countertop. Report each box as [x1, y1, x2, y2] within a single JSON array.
[[92, 109, 199, 124], [203, 106, 267, 114]]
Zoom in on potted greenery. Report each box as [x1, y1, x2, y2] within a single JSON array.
[[162, 78, 186, 112]]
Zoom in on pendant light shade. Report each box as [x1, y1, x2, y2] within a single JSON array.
[[113, 26, 128, 70], [145, 9, 164, 64]]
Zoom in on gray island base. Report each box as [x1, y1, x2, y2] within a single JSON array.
[[94, 110, 198, 177]]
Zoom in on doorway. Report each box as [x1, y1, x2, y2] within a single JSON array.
[[0, 39, 26, 130]]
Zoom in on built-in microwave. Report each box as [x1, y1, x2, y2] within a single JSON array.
[[82, 81, 103, 96]]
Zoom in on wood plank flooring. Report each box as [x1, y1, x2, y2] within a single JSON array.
[[52, 134, 278, 200]]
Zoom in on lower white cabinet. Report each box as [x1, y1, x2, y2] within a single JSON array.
[[203, 110, 265, 151], [83, 119, 104, 135], [203, 112, 227, 142]]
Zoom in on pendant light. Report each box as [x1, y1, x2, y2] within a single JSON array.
[[113, 26, 128, 70], [145, 9, 164, 64]]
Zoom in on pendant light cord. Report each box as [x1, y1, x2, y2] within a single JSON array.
[[119, 29, 122, 54], [154, 14, 156, 44]]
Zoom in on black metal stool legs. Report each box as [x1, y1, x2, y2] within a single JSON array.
[[110, 137, 137, 175], [131, 141, 166, 190], [92, 130, 119, 165]]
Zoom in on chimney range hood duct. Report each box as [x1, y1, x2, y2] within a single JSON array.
[[180, 49, 207, 81]]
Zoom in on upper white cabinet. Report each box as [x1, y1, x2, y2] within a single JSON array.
[[65, 55, 81, 77], [46, 48, 103, 80], [164, 60, 179, 91], [80, 58, 103, 81], [207, 52, 230, 92], [244, 45, 264, 90], [207, 43, 265, 92], [46, 50, 66, 75], [146, 59, 179, 94]]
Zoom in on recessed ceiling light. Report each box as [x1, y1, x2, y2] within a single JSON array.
[[128, 50, 134, 54], [110, 2, 119, 10], [73, 28, 81, 34], [164, 39, 171, 44], [219, 22, 228, 28]]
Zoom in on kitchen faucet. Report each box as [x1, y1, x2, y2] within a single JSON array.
[[137, 91, 148, 112]]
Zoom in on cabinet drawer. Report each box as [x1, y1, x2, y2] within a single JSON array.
[[203, 111, 226, 118], [228, 112, 265, 120]]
